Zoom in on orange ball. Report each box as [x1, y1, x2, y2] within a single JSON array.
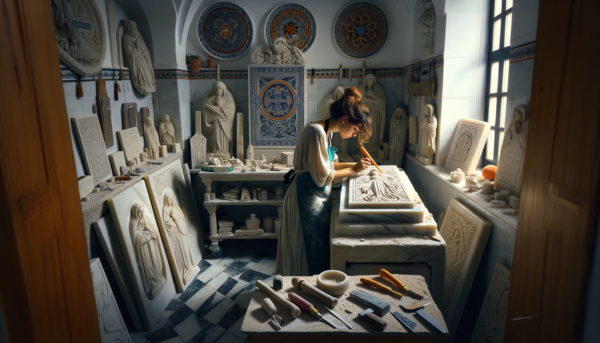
[[482, 165, 497, 180]]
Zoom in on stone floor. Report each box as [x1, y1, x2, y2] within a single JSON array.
[[130, 240, 278, 343]]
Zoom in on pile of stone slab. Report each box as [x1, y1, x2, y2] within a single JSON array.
[[218, 219, 234, 237]]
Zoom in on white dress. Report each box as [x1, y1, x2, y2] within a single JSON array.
[[275, 123, 337, 276]]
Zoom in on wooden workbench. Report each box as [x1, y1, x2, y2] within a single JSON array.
[[241, 275, 448, 342]]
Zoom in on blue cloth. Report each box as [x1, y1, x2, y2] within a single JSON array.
[[296, 145, 337, 275]]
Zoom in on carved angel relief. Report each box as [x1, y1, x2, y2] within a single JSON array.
[[349, 166, 414, 209], [251, 37, 306, 65]]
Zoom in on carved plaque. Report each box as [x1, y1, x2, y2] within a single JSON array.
[[117, 127, 143, 163], [444, 119, 490, 175], [389, 109, 408, 167], [495, 110, 529, 195], [71, 115, 113, 185], [470, 263, 511, 343], [121, 103, 138, 132], [348, 166, 415, 209], [190, 133, 207, 169]]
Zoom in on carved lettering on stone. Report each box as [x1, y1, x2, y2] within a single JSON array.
[[251, 37, 306, 65], [96, 79, 113, 147], [122, 20, 155, 95], [495, 105, 528, 195], [121, 103, 138, 131], [444, 118, 491, 175], [71, 115, 113, 186], [52, 0, 106, 75], [143, 117, 160, 160], [348, 166, 414, 209], [470, 263, 511, 343], [117, 127, 143, 164], [389, 108, 408, 167]]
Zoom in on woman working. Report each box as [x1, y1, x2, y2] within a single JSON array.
[[275, 87, 373, 276]]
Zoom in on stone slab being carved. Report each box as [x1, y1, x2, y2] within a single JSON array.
[[159, 115, 177, 145], [444, 118, 491, 175], [96, 79, 113, 147], [495, 105, 529, 195], [109, 151, 126, 176], [117, 127, 144, 165], [90, 258, 132, 343], [409, 116, 419, 144], [52, 0, 106, 75], [419, 0, 436, 54], [78, 175, 94, 199], [71, 115, 113, 186], [358, 74, 386, 153], [122, 20, 155, 95], [121, 103, 138, 132], [143, 117, 160, 160], [93, 215, 144, 331], [107, 180, 176, 329], [440, 199, 492, 343], [348, 166, 415, 209], [203, 82, 236, 155], [470, 263, 511, 343], [251, 37, 306, 65], [389, 109, 408, 167], [144, 161, 203, 292]]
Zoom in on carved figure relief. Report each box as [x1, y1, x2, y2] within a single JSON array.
[[442, 207, 476, 304], [319, 86, 344, 121], [71, 115, 113, 186], [445, 119, 491, 175], [495, 105, 529, 195], [470, 263, 511, 343], [52, 0, 106, 75], [418, 0, 436, 54], [348, 166, 414, 209], [389, 108, 408, 167], [417, 104, 437, 165], [251, 37, 306, 65], [358, 74, 386, 152], [121, 103, 138, 132], [159, 115, 176, 144], [122, 20, 155, 95], [202, 81, 236, 155], [90, 259, 132, 343], [190, 133, 207, 169], [143, 117, 160, 160], [117, 127, 144, 165]]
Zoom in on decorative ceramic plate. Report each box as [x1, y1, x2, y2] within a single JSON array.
[[265, 3, 316, 52], [333, 2, 388, 58], [197, 2, 253, 59]]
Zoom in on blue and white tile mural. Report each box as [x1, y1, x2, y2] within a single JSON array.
[[249, 65, 306, 147]]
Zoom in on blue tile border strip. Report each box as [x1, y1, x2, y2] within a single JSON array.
[[61, 66, 130, 82], [509, 42, 535, 63]]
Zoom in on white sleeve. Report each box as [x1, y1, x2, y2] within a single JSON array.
[[297, 126, 335, 187]]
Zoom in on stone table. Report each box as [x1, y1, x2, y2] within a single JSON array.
[[241, 275, 447, 343]]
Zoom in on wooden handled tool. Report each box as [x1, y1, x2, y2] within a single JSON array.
[[288, 293, 342, 329], [255, 280, 301, 318], [261, 298, 282, 330], [358, 308, 387, 331], [292, 277, 338, 308], [379, 269, 424, 300], [359, 146, 383, 173], [360, 278, 403, 298]]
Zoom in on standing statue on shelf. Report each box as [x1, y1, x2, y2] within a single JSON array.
[[389, 108, 408, 167], [358, 74, 386, 153], [159, 114, 176, 145], [417, 104, 437, 165], [144, 117, 160, 159], [203, 81, 236, 156], [122, 20, 155, 95], [418, 0, 436, 53]]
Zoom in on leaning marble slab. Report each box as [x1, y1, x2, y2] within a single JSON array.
[[71, 115, 113, 186], [144, 160, 203, 292], [470, 263, 511, 343], [444, 119, 491, 175], [90, 258, 132, 343], [339, 169, 426, 224], [93, 214, 144, 331], [107, 180, 176, 330], [109, 151, 127, 176], [117, 127, 144, 163], [348, 166, 415, 209]]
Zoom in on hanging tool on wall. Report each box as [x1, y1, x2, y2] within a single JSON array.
[[362, 61, 366, 79], [379, 269, 424, 299], [114, 69, 121, 101], [311, 68, 315, 85], [288, 293, 344, 329], [339, 64, 342, 80], [349, 67, 352, 81], [76, 73, 83, 98]]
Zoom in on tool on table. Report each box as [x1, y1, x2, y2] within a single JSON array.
[[292, 277, 338, 308], [392, 311, 417, 332], [348, 290, 390, 316], [379, 269, 424, 300], [255, 280, 301, 318], [399, 302, 446, 334], [358, 309, 387, 331], [400, 302, 430, 312], [260, 298, 283, 330], [360, 277, 403, 298], [359, 146, 383, 173], [288, 293, 344, 329], [325, 308, 353, 329], [273, 275, 283, 290]]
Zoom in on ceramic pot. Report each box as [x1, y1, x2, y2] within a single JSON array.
[[207, 58, 216, 69], [317, 270, 350, 296], [189, 58, 202, 73]]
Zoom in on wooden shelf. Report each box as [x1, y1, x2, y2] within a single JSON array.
[[204, 197, 283, 206], [209, 233, 278, 240]]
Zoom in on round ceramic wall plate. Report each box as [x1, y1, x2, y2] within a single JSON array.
[[333, 1, 388, 59], [197, 2, 253, 60], [265, 3, 316, 52]]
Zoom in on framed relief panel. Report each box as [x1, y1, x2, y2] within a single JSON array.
[[444, 119, 491, 175], [71, 115, 113, 186]]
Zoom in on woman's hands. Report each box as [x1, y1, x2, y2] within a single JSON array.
[[332, 158, 372, 181], [352, 158, 371, 173]]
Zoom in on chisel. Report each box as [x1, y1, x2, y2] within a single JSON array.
[[360, 277, 403, 298], [288, 293, 344, 329], [379, 269, 424, 299]]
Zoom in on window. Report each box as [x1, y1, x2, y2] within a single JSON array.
[[483, 0, 512, 165]]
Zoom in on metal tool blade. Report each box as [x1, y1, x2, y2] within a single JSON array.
[[316, 313, 344, 329], [326, 308, 354, 329], [417, 309, 447, 333], [393, 312, 417, 332]]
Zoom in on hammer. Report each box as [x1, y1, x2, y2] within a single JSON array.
[[358, 308, 387, 331], [292, 277, 338, 308]]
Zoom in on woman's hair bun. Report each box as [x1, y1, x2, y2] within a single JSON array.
[[344, 86, 362, 101]]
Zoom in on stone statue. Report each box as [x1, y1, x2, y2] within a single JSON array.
[[202, 81, 236, 156], [129, 203, 166, 299], [247, 144, 254, 161], [389, 108, 408, 167], [207, 153, 221, 166], [418, 104, 437, 165], [320, 86, 344, 121], [358, 74, 386, 152], [251, 37, 306, 65], [159, 115, 176, 144], [162, 193, 197, 284], [418, 0, 436, 53], [122, 20, 155, 95], [143, 117, 160, 160], [358, 170, 402, 202]]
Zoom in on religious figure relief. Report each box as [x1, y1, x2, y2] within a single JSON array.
[[159, 115, 176, 144], [202, 81, 236, 155], [470, 264, 511, 343], [502, 105, 529, 154], [122, 20, 155, 95], [357, 170, 404, 202], [451, 131, 474, 163], [162, 193, 199, 285], [129, 203, 167, 299], [357, 74, 386, 153], [251, 37, 306, 65], [417, 104, 437, 165], [320, 86, 344, 121], [144, 117, 160, 160], [418, 0, 436, 53], [349, 166, 414, 209], [389, 108, 408, 167], [495, 105, 529, 195]]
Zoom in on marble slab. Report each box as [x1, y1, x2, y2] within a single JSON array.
[[93, 214, 144, 331], [109, 151, 127, 176], [107, 180, 177, 330], [444, 119, 491, 175], [144, 160, 204, 292], [348, 166, 415, 209], [470, 263, 511, 343], [117, 127, 144, 163], [78, 175, 94, 199], [90, 258, 132, 343], [71, 115, 113, 186]]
